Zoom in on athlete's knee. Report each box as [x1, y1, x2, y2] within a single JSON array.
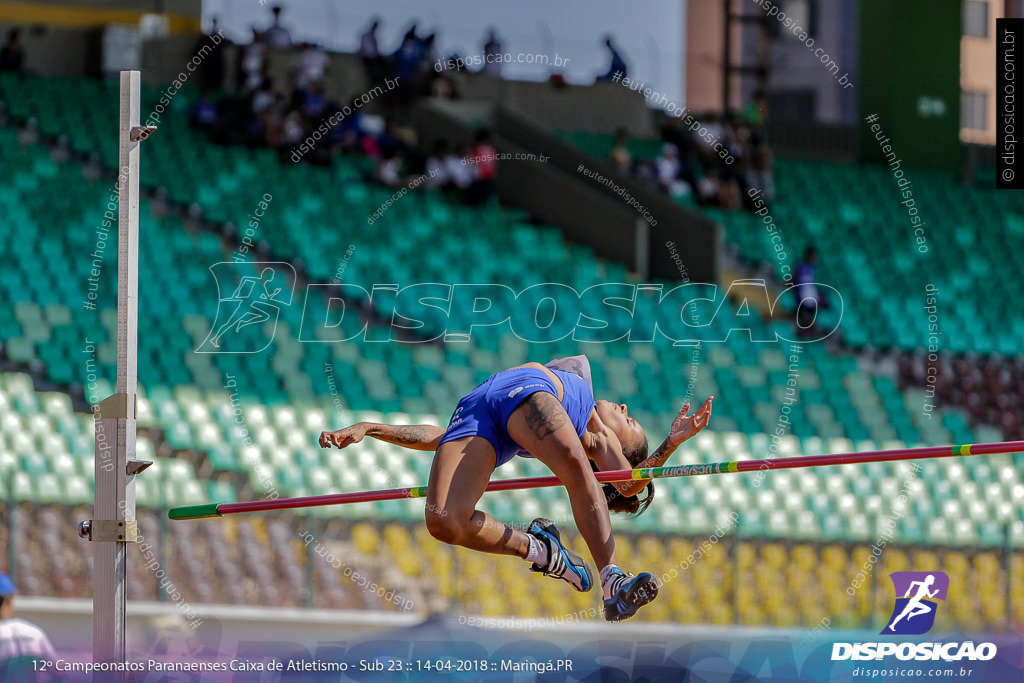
[[425, 508, 464, 545]]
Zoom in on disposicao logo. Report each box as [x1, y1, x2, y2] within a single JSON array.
[[883, 571, 948, 635], [831, 570, 997, 663]]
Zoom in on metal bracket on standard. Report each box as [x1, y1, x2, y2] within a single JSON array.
[[77, 520, 139, 543], [95, 392, 136, 419], [130, 125, 157, 142], [127, 460, 152, 476]]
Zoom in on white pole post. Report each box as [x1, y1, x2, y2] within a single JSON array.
[[83, 70, 154, 665]]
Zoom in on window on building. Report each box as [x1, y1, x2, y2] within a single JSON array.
[[961, 90, 987, 130], [964, 1, 989, 38], [769, 89, 816, 121], [767, 0, 817, 40]]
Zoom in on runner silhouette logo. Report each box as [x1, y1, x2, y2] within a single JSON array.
[[198, 262, 296, 353], [882, 571, 949, 635]]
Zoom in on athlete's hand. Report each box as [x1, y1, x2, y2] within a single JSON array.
[[319, 423, 369, 449], [666, 396, 713, 447]]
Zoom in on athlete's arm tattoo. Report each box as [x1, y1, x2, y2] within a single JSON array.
[[366, 424, 447, 451], [522, 393, 568, 441], [642, 439, 676, 469], [390, 425, 431, 444]]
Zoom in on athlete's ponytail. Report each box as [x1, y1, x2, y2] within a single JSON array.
[[597, 433, 654, 517], [604, 480, 654, 516]]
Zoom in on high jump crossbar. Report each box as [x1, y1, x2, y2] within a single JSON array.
[[168, 440, 1024, 521]]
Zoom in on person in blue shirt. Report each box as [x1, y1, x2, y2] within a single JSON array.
[[794, 246, 826, 339], [599, 36, 628, 81], [321, 355, 712, 621], [0, 574, 58, 678]]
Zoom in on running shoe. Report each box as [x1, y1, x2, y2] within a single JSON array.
[[603, 568, 659, 621], [526, 517, 593, 592]]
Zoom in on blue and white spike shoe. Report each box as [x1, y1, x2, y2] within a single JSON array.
[[526, 517, 593, 593], [603, 568, 659, 621]]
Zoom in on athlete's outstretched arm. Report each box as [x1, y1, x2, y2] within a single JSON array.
[[319, 423, 446, 451], [636, 396, 714, 470]]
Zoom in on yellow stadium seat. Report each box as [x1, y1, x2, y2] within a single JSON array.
[[383, 523, 411, 553], [912, 549, 939, 568], [974, 551, 1000, 575], [882, 548, 909, 573], [709, 602, 733, 625], [481, 594, 505, 616], [791, 544, 818, 571], [637, 535, 662, 562], [351, 522, 379, 555], [761, 543, 787, 570], [946, 551, 969, 575], [396, 553, 420, 577], [643, 599, 672, 622], [668, 538, 692, 559], [616, 536, 634, 564], [822, 545, 848, 570]]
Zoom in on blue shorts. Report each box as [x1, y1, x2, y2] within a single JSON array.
[[438, 367, 565, 468]]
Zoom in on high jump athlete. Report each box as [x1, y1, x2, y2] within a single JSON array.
[[320, 355, 713, 621]]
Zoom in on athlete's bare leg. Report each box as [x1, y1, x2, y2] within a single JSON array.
[[424, 435, 533, 558], [506, 391, 617, 569]]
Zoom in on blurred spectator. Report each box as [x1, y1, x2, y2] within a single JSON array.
[[428, 72, 457, 99], [358, 19, 387, 83], [793, 246, 825, 338], [723, 115, 749, 164], [332, 97, 366, 154], [239, 27, 268, 91], [482, 28, 502, 77], [549, 72, 569, 89], [745, 145, 775, 203], [464, 129, 497, 205], [252, 76, 282, 117], [446, 143, 473, 192], [610, 127, 632, 173], [655, 143, 681, 193], [190, 90, 220, 130], [421, 32, 440, 75], [696, 168, 720, 205], [424, 140, 450, 189], [278, 110, 304, 149], [703, 114, 723, 150], [295, 79, 328, 120], [359, 18, 381, 60], [0, 28, 24, 73], [599, 36, 628, 81], [292, 42, 328, 90], [717, 173, 742, 209], [742, 89, 767, 127], [393, 24, 423, 83], [264, 5, 292, 50], [376, 118, 406, 159], [192, 18, 226, 92], [642, 107, 770, 211], [0, 574, 57, 672], [697, 167, 741, 209], [377, 149, 408, 188]]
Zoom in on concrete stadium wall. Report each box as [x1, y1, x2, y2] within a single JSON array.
[[18, 595, 824, 662], [18, 597, 420, 658], [19, 598, 1021, 680]]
